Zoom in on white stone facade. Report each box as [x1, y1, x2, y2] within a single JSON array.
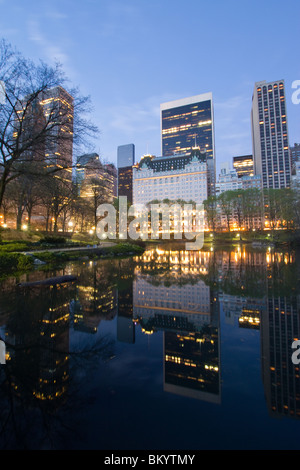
[[133, 155, 208, 206]]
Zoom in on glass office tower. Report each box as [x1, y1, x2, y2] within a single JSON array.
[[160, 93, 216, 195], [117, 143, 135, 204], [160, 93, 215, 159]]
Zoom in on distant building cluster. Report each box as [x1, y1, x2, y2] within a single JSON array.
[[0, 84, 118, 231], [117, 79, 299, 232], [1, 78, 298, 233]]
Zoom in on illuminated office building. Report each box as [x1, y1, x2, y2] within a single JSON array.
[[117, 143, 135, 204], [233, 155, 254, 178], [15, 85, 74, 172], [160, 93, 216, 194], [251, 80, 291, 188], [76, 153, 117, 202], [39, 86, 74, 172]]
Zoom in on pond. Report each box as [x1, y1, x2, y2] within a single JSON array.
[[0, 242, 300, 450]]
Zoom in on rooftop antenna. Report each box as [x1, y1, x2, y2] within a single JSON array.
[[194, 135, 199, 149]]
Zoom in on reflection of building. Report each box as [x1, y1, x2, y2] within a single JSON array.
[[133, 276, 212, 331], [160, 93, 216, 195], [261, 253, 300, 419], [221, 294, 265, 329], [164, 328, 219, 402], [72, 263, 118, 333], [117, 259, 135, 344], [261, 294, 300, 419], [4, 280, 75, 406], [117, 143, 135, 204], [133, 247, 221, 403], [238, 300, 264, 329], [251, 80, 291, 189]]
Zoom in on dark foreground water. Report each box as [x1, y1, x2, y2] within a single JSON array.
[[0, 242, 300, 450]]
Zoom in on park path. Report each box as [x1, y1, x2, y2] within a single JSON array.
[[21, 241, 115, 255]]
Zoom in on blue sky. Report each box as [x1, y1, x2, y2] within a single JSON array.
[[0, 0, 299, 173]]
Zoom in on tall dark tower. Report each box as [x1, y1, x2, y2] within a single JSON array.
[[117, 143, 135, 204], [160, 93, 215, 194]]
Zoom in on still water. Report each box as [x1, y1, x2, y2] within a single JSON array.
[[0, 243, 300, 450]]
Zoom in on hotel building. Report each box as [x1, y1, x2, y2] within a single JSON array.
[[133, 149, 209, 206], [251, 80, 291, 188], [160, 93, 216, 195]]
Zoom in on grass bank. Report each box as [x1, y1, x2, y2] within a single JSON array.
[[203, 230, 300, 247], [0, 241, 145, 279]]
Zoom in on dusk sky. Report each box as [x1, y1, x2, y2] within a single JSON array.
[[0, 0, 299, 173]]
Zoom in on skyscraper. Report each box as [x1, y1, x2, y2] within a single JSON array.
[[117, 143, 135, 203], [160, 93, 215, 157], [39, 86, 74, 170], [251, 80, 291, 189], [160, 93, 216, 194]]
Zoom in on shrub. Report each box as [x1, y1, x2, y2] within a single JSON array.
[[17, 255, 34, 270], [0, 253, 34, 273], [0, 242, 30, 252], [40, 236, 66, 245], [0, 253, 19, 271]]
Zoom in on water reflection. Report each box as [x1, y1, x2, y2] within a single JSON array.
[[133, 250, 220, 403], [0, 244, 299, 449]]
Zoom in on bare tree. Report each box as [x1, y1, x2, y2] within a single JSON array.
[[0, 38, 98, 211]]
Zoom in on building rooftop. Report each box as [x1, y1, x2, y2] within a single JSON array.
[[136, 148, 208, 173]]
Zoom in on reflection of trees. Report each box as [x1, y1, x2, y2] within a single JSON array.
[[0, 276, 115, 449], [0, 335, 114, 449], [267, 260, 298, 297], [198, 249, 268, 298]]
